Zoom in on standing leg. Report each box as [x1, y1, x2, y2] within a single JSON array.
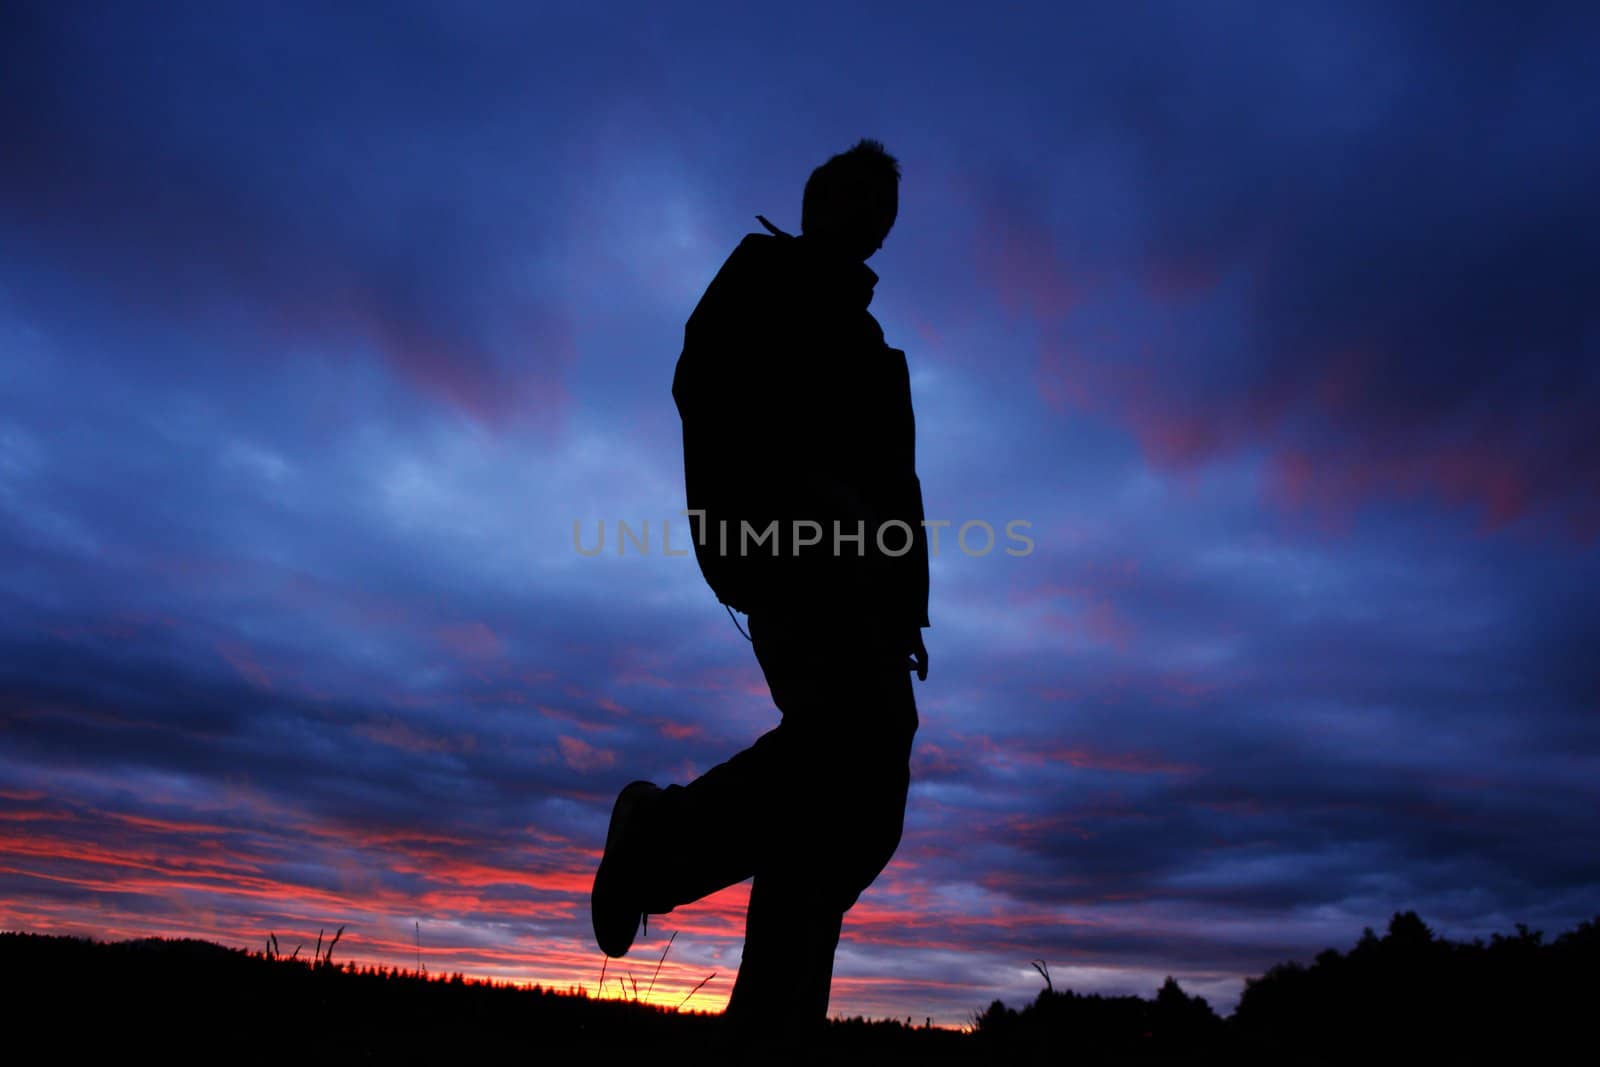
[[715, 612, 918, 1038], [723, 870, 844, 1040]]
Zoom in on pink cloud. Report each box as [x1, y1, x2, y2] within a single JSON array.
[[557, 735, 615, 773], [969, 180, 1081, 324], [434, 621, 504, 663], [1034, 320, 1597, 543], [213, 639, 274, 690], [351, 716, 471, 755]]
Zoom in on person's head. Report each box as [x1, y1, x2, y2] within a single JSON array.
[[800, 138, 900, 262]]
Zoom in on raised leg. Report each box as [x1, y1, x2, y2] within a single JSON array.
[[634, 609, 918, 1036]]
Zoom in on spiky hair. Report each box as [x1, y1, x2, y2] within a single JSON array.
[[801, 138, 901, 240]]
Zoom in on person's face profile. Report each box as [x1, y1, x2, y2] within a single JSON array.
[[865, 187, 898, 259]]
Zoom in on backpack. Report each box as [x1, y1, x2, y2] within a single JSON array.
[[671, 215, 926, 626], [671, 217, 795, 616]]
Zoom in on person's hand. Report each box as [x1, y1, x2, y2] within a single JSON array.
[[907, 629, 928, 681]]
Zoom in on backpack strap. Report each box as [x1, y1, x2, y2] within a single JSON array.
[[755, 214, 793, 238]]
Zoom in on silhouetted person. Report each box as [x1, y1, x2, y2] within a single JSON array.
[[591, 139, 930, 1050]]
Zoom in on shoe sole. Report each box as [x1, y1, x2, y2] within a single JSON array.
[[591, 780, 659, 958]]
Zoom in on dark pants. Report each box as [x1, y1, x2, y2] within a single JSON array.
[[638, 610, 919, 1039]]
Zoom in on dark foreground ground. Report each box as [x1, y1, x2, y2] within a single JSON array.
[[5, 911, 1596, 1064]]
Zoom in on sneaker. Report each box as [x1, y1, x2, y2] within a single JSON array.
[[591, 779, 661, 958]]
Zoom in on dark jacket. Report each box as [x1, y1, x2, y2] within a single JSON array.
[[672, 226, 930, 630]]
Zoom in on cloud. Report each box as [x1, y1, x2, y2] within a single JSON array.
[[2, 0, 1597, 1028], [1, 2, 581, 431], [955, 4, 1599, 543]]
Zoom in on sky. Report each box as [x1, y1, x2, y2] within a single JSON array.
[[2, 0, 1598, 1026]]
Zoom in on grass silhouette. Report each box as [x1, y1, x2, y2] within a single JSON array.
[[3, 911, 1594, 1064]]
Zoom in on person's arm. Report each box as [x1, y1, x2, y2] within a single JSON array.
[[881, 346, 931, 630], [883, 345, 931, 676]]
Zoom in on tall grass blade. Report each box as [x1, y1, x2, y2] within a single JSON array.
[[645, 931, 677, 1003], [677, 972, 716, 1011]]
